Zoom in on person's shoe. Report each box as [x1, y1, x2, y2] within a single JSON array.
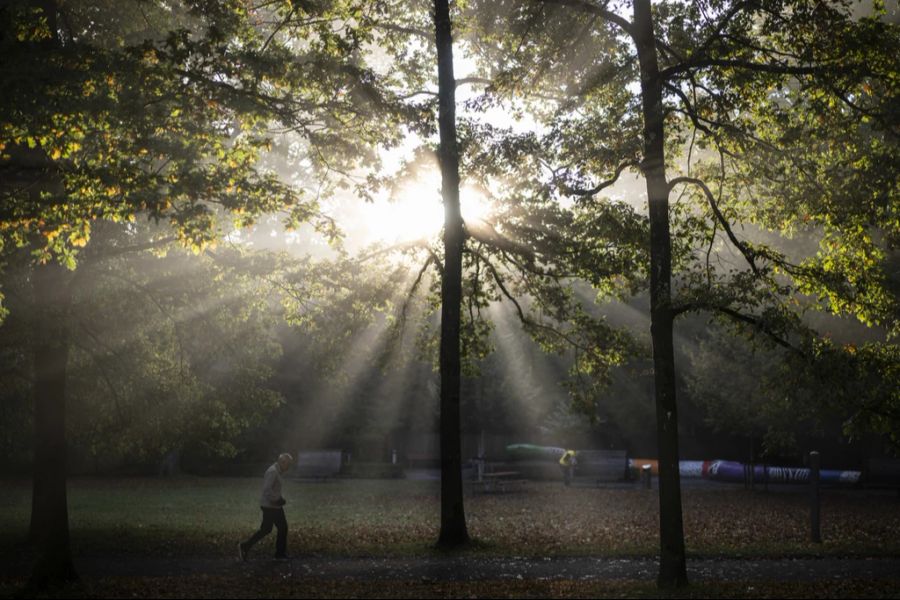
[[273, 554, 290, 561], [238, 542, 248, 562]]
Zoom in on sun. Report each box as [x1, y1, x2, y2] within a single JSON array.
[[356, 176, 493, 244]]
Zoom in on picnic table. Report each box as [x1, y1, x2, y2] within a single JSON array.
[[475, 470, 526, 493]]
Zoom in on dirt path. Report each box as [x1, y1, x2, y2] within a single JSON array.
[[35, 555, 899, 583]]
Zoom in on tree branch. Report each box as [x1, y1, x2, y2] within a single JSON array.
[[673, 302, 802, 355], [357, 239, 433, 263], [662, 58, 852, 81], [668, 176, 759, 276], [470, 246, 593, 354], [559, 160, 640, 197], [456, 76, 492, 87], [392, 255, 435, 341], [689, 0, 759, 64], [261, 6, 295, 53], [535, 0, 635, 38], [374, 22, 431, 40], [82, 236, 177, 262]]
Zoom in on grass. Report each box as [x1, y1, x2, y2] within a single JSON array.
[[2, 477, 900, 559], [3, 479, 900, 597]]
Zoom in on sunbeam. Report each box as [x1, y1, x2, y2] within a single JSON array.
[[351, 175, 495, 246]]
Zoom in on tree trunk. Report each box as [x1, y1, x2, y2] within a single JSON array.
[[633, 0, 688, 588], [433, 0, 469, 549], [29, 259, 78, 588], [23, 4, 76, 579]]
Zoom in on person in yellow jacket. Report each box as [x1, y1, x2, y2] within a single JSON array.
[[559, 450, 577, 486]]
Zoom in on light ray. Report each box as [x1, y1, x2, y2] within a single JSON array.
[[349, 175, 495, 246]]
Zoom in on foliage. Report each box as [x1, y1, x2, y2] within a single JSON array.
[[686, 329, 813, 456], [0, 227, 289, 467], [784, 337, 900, 447], [459, 0, 900, 445], [0, 0, 416, 276]]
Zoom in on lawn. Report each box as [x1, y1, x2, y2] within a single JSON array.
[[1, 477, 899, 559]]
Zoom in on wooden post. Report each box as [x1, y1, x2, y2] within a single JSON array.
[[810, 451, 821, 543]]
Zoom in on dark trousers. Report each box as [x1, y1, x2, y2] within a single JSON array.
[[243, 507, 287, 557]]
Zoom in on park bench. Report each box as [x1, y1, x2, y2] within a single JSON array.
[[292, 450, 342, 481], [575, 450, 628, 485]]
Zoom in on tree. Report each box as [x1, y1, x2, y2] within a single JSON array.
[[465, 0, 898, 588], [432, 0, 470, 548], [0, 0, 408, 586], [256, 0, 638, 549], [365, 0, 647, 548], [0, 227, 287, 473]]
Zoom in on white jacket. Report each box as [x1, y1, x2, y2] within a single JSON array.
[[259, 463, 284, 508]]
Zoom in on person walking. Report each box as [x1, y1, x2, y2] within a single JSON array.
[[238, 453, 294, 560]]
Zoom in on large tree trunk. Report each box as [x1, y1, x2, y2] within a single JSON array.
[[22, 4, 77, 580], [433, 0, 469, 549], [633, 0, 688, 588], [29, 258, 77, 588]]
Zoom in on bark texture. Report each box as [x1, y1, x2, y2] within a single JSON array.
[[433, 0, 469, 548], [29, 259, 77, 588], [633, 0, 688, 588]]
